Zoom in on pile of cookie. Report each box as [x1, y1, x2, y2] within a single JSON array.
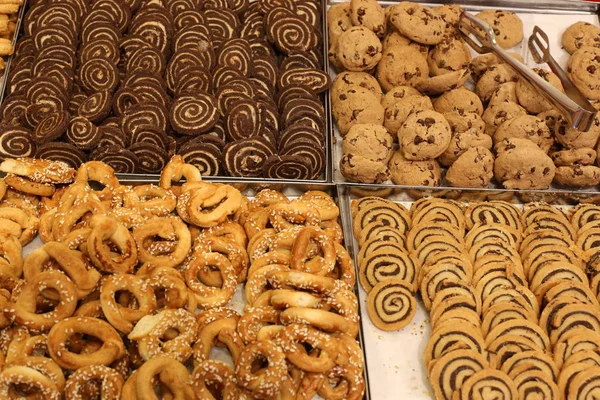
[[0, 0, 330, 180], [329, 0, 600, 189], [351, 194, 600, 399], [0, 156, 364, 398], [0, 0, 19, 73]]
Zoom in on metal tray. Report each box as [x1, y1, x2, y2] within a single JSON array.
[[0, 0, 27, 105], [329, 0, 600, 192]]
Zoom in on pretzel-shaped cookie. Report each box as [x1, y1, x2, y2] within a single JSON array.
[[134, 217, 191, 268], [87, 215, 138, 273], [64, 365, 124, 400], [159, 155, 202, 193], [135, 356, 195, 400], [75, 161, 119, 201]]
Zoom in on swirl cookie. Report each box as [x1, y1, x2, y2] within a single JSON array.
[[475, 10, 523, 49], [387, 2, 445, 45], [367, 278, 416, 331], [359, 249, 418, 292], [398, 110, 451, 161], [169, 93, 219, 135]]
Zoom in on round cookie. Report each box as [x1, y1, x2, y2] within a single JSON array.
[[427, 38, 471, 76], [387, 2, 445, 45], [567, 46, 600, 100], [439, 129, 493, 167], [475, 10, 523, 49], [516, 68, 564, 113], [332, 86, 384, 136], [388, 149, 441, 186], [398, 109, 451, 160], [554, 165, 600, 187], [376, 45, 429, 91], [415, 69, 470, 96], [340, 153, 389, 183], [550, 148, 597, 166], [433, 4, 463, 30], [562, 21, 600, 55], [481, 100, 527, 135], [343, 123, 394, 163], [471, 52, 524, 79], [445, 146, 494, 188], [381, 85, 421, 110], [351, 0, 386, 38], [494, 138, 555, 189], [493, 115, 554, 152], [336, 26, 383, 72], [475, 64, 519, 102], [434, 88, 484, 116], [537, 109, 562, 131], [443, 111, 486, 135], [328, 3, 353, 45], [381, 30, 429, 57], [488, 82, 518, 108], [331, 71, 383, 102], [384, 94, 433, 134], [555, 113, 600, 149]]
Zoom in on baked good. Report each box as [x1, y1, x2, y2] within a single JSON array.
[[427, 38, 472, 76], [493, 115, 554, 152], [516, 69, 564, 114], [439, 128, 492, 167], [327, 2, 353, 45], [567, 46, 600, 100], [475, 64, 519, 102], [376, 44, 429, 91], [381, 30, 429, 57], [340, 153, 390, 184], [550, 148, 597, 166], [475, 10, 524, 49], [488, 82, 518, 108], [342, 123, 394, 164], [555, 112, 600, 149], [415, 68, 471, 96], [445, 147, 494, 188], [471, 52, 524, 79], [351, 0, 386, 37], [554, 165, 600, 187], [331, 71, 383, 101], [388, 150, 442, 186], [380, 85, 421, 110], [482, 101, 527, 135], [562, 21, 600, 54], [387, 2, 445, 45], [332, 85, 385, 136], [434, 88, 484, 116], [383, 94, 433, 134], [336, 26, 383, 71], [398, 109, 451, 160], [367, 278, 416, 331], [494, 138, 556, 189]]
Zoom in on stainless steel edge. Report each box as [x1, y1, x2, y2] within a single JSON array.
[[337, 183, 372, 400], [0, 0, 28, 105], [322, 0, 334, 184]]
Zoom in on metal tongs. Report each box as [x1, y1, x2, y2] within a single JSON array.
[[459, 11, 597, 132]]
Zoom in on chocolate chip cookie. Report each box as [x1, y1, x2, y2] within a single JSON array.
[[398, 109, 451, 160], [488, 82, 518, 108], [343, 123, 394, 163], [381, 85, 421, 110], [340, 153, 390, 183], [376, 45, 429, 91], [493, 115, 554, 152], [388, 149, 441, 186], [439, 128, 493, 167], [427, 38, 471, 76], [351, 0, 386, 38], [336, 26, 383, 72], [516, 68, 564, 113], [494, 138, 555, 189], [328, 3, 353, 45], [416, 68, 470, 96], [555, 113, 600, 149], [475, 10, 524, 49], [554, 165, 600, 187], [434, 88, 484, 116], [567, 46, 600, 100], [445, 146, 494, 188], [471, 52, 524, 79], [387, 2, 446, 45], [384, 94, 433, 134], [332, 86, 385, 136], [550, 147, 597, 166], [331, 71, 383, 102], [481, 100, 527, 135], [475, 64, 519, 102], [562, 21, 600, 55]]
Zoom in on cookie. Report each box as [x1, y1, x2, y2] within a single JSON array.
[[342, 123, 394, 164], [516, 68, 564, 114], [550, 148, 597, 166], [562, 21, 600, 55], [398, 109, 451, 160], [475, 10, 523, 49], [494, 138, 556, 189], [434, 87, 484, 116], [350, 0, 385, 38], [481, 101, 527, 135], [555, 113, 600, 149], [331, 71, 383, 102], [380, 85, 421, 110], [475, 64, 519, 102], [488, 82, 518, 108], [568, 46, 600, 100], [493, 115, 554, 152], [432, 4, 463, 31], [388, 150, 441, 186], [336, 26, 383, 72], [554, 165, 600, 187], [445, 146, 494, 188], [471, 52, 524, 79], [381, 30, 429, 57], [415, 68, 471, 96], [340, 153, 389, 183], [376, 45, 429, 91], [537, 109, 562, 131], [439, 128, 493, 167], [427, 38, 471, 76], [387, 2, 445, 45], [332, 86, 384, 136], [383, 94, 433, 134], [367, 278, 416, 331], [327, 2, 353, 45]]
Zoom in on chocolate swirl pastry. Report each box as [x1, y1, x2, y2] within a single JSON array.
[[353, 201, 411, 239], [26, 76, 68, 106], [169, 93, 219, 135], [177, 140, 224, 176], [135, 83, 172, 109], [259, 0, 296, 15], [167, 0, 199, 21], [501, 350, 558, 381], [225, 99, 262, 141], [454, 369, 518, 400], [23, 3, 47, 37], [120, 34, 152, 60], [80, 21, 122, 45], [571, 204, 600, 231], [130, 127, 168, 149], [216, 77, 256, 114], [122, 71, 168, 91], [126, 45, 167, 76], [359, 248, 418, 292], [277, 67, 330, 93], [240, 12, 265, 38], [37, 5, 79, 32], [367, 278, 416, 331], [36, 43, 77, 69], [35, 142, 87, 168], [174, 10, 206, 32], [0, 126, 36, 160], [43, 67, 75, 95], [24, 102, 62, 129], [358, 238, 403, 265], [122, 101, 170, 135], [204, 119, 227, 141], [280, 51, 321, 72], [66, 116, 103, 150], [295, 1, 321, 27], [79, 39, 121, 66], [280, 138, 325, 180], [98, 125, 128, 148], [217, 38, 253, 76], [0, 95, 27, 124], [411, 200, 466, 231], [230, 0, 250, 14], [282, 97, 325, 131], [514, 370, 560, 400], [262, 154, 311, 180], [111, 87, 139, 116], [428, 349, 489, 400], [33, 110, 69, 144], [203, 8, 240, 44], [129, 142, 169, 173], [212, 65, 243, 91], [174, 66, 212, 96], [465, 201, 523, 231], [203, 0, 234, 9], [266, 8, 318, 54], [424, 323, 486, 367], [7, 66, 32, 96], [358, 224, 406, 249], [166, 49, 211, 93], [78, 59, 120, 95], [92, 145, 139, 173], [224, 137, 275, 177], [89, 0, 132, 33], [129, 14, 174, 58], [257, 100, 280, 133], [78, 90, 112, 123], [252, 56, 278, 88], [173, 25, 213, 52], [275, 84, 315, 110], [32, 22, 78, 51]]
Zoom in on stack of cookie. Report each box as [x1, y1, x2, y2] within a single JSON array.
[[0, 0, 330, 180], [330, 1, 600, 190]]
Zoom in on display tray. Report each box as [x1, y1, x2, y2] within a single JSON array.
[[338, 183, 594, 400], [329, 0, 600, 192]]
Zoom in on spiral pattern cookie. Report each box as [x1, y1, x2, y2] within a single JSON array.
[[429, 349, 489, 400], [78, 59, 120, 94], [78, 90, 112, 123], [79, 38, 120, 66], [122, 101, 169, 136], [262, 155, 312, 180], [359, 249, 418, 292], [129, 142, 169, 174], [224, 137, 275, 177], [66, 116, 102, 150], [33, 110, 69, 144], [277, 67, 330, 94], [35, 142, 87, 168], [367, 278, 416, 331], [266, 9, 318, 55], [169, 93, 219, 135], [0, 126, 36, 160], [217, 38, 253, 76], [225, 100, 262, 141], [92, 145, 139, 173], [178, 141, 224, 176]]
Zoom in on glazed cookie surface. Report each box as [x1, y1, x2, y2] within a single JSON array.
[[336, 26, 383, 71], [475, 9, 524, 49], [388, 149, 442, 186], [387, 2, 446, 45], [398, 109, 451, 160], [376, 45, 429, 91], [445, 146, 494, 188], [562, 21, 600, 54]]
